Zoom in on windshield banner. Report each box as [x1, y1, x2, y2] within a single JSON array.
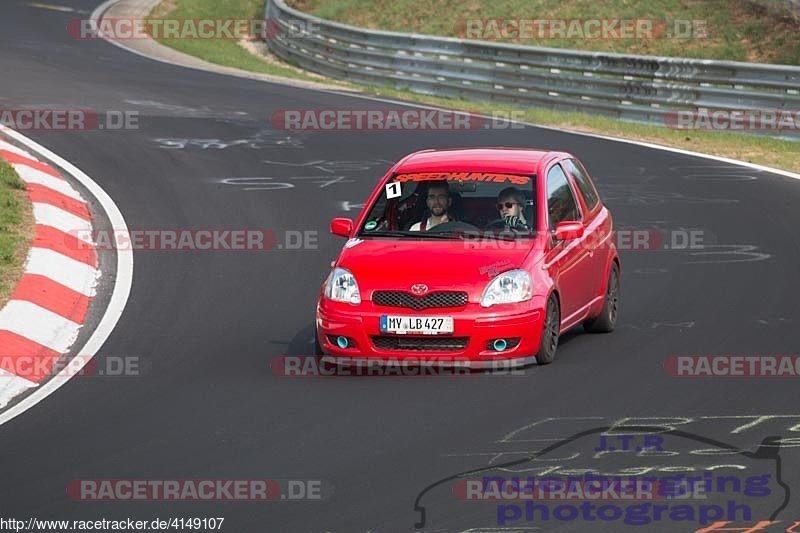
[[394, 172, 531, 185]]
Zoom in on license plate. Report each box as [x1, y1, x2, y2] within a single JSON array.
[[380, 315, 454, 335]]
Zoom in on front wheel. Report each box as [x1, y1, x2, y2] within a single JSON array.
[[535, 295, 560, 365], [584, 263, 620, 333]]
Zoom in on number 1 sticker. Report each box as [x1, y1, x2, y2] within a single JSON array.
[[386, 182, 402, 199]]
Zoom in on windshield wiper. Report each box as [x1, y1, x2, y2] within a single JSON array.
[[361, 230, 464, 239], [361, 230, 534, 240], [360, 230, 412, 237], [421, 230, 475, 239]]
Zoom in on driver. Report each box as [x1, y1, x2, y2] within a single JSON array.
[[409, 181, 454, 231], [496, 187, 530, 231]]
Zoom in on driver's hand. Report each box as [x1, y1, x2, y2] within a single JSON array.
[[503, 215, 528, 231]]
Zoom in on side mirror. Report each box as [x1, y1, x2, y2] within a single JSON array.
[[330, 218, 354, 238], [554, 221, 584, 241]]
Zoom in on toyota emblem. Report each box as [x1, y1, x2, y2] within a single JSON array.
[[411, 284, 428, 296]]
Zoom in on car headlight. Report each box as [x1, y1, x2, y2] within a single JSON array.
[[480, 269, 532, 307], [324, 267, 361, 305]]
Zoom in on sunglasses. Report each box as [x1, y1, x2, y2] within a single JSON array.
[[497, 202, 519, 210]]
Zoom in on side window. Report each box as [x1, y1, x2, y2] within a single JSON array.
[[546, 164, 581, 228], [564, 158, 599, 210]]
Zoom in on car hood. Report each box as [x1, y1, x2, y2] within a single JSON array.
[[336, 238, 537, 299]]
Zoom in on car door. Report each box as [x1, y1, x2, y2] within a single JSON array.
[[543, 162, 595, 327], [562, 157, 609, 304]]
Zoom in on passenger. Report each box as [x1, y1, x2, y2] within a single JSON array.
[[496, 186, 530, 231]]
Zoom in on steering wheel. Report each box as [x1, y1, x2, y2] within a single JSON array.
[[426, 220, 480, 233], [485, 218, 533, 237], [485, 218, 510, 231]]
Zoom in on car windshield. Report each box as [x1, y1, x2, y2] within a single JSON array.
[[358, 171, 536, 239]]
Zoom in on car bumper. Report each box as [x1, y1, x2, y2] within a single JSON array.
[[316, 298, 544, 367]]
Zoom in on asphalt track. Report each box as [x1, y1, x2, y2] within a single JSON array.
[[1, 1, 800, 531]]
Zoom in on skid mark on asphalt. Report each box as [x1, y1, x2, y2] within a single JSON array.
[[686, 244, 771, 264], [215, 176, 355, 190], [153, 130, 304, 150], [27, 2, 75, 12], [339, 201, 365, 211], [261, 158, 393, 173], [631, 268, 669, 274], [669, 163, 768, 182], [123, 99, 219, 117], [212, 159, 392, 191]]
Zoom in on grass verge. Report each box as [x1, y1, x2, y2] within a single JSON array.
[[0, 159, 33, 307], [151, 0, 800, 174], [149, 0, 333, 82]]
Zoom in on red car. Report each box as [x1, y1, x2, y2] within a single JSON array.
[[315, 148, 620, 367]]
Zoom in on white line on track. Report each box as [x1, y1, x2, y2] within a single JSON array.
[[0, 125, 133, 426]]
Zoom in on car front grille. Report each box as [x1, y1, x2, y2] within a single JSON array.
[[371, 336, 469, 351], [372, 290, 468, 310]]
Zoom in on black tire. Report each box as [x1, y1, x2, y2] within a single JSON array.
[[535, 295, 560, 365], [584, 263, 620, 333]]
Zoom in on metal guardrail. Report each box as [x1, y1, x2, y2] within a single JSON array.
[[264, 0, 800, 138]]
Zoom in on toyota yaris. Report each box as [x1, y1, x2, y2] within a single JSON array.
[[315, 148, 620, 367]]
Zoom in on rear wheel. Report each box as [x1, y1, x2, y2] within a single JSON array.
[[584, 263, 620, 333], [535, 295, 560, 365]]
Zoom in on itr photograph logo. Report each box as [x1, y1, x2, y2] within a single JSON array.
[[412, 425, 792, 530]]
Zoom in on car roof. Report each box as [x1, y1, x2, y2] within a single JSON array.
[[395, 147, 561, 175]]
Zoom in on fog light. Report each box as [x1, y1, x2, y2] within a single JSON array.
[[492, 339, 508, 351], [336, 336, 350, 349]]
